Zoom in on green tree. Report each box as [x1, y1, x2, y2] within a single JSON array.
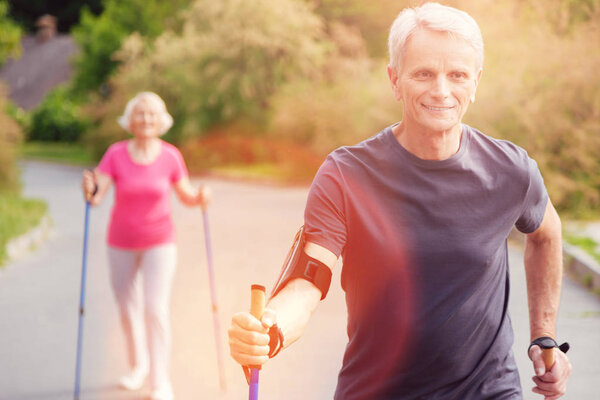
[[28, 86, 88, 142], [313, 0, 409, 57], [0, 0, 22, 66], [0, 1, 22, 192], [70, 0, 192, 94], [0, 84, 21, 192], [6, 0, 102, 32], [85, 0, 327, 154]]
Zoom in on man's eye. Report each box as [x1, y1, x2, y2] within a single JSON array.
[[450, 72, 467, 80], [415, 71, 431, 79]]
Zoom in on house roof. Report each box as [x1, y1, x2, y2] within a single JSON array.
[[0, 34, 78, 110]]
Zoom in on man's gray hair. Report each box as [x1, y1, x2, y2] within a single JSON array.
[[388, 2, 484, 71], [118, 91, 174, 135]]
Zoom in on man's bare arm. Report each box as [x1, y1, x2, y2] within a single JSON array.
[[228, 241, 337, 366], [524, 199, 571, 399]]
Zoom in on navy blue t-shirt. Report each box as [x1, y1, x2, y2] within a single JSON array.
[[304, 124, 548, 399]]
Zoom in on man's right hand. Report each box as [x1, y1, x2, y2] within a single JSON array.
[[228, 309, 276, 367]]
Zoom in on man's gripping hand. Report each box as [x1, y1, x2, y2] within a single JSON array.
[[529, 345, 572, 400], [228, 308, 277, 367]]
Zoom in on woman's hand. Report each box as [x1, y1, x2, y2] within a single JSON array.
[[81, 170, 97, 202], [196, 185, 212, 210], [174, 177, 211, 208]]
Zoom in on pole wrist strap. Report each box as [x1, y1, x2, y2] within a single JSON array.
[[528, 336, 570, 356], [268, 324, 284, 358]]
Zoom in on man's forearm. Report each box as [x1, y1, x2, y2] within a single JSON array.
[[524, 204, 563, 341], [266, 278, 322, 348]]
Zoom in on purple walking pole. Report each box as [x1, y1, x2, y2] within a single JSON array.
[[249, 285, 266, 400], [74, 201, 91, 399], [202, 210, 227, 390]]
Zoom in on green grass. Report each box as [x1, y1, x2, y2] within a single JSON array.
[[564, 233, 600, 264], [211, 163, 297, 183], [0, 192, 47, 266], [19, 141, 94, 166]]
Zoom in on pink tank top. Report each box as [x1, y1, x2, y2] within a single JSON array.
[[97, 140, 187, 249]]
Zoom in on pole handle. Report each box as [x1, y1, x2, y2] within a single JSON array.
[[248, 285, 266, 373], [250, 285, 266, 320], [542, 347, 554, 370]]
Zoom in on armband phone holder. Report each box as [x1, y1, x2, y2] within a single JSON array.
[[270, 226, 332, 301]]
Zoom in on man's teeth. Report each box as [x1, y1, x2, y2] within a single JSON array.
[[424, 105, 452, 111]]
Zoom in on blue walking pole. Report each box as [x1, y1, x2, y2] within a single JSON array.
[[249, 285, 266, 400], [74, 200, 92, 400], [202, 210, 227, 391]]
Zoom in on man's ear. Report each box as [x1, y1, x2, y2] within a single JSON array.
[[387, 65, 402, 102], [471, 68, 483, 103]]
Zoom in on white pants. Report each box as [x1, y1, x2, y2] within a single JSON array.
[[108, 243, 177, 391]]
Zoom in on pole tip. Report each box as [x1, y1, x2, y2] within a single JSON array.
[[251, 284, 266, 292]]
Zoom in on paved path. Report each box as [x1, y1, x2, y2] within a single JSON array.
[[0, 161, 598, 399]]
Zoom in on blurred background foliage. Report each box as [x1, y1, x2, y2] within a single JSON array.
[[0, 0, 22, 194], [0, 1, 22, 65], [6, 0, 102, 32], [2, 0, 600, 217]]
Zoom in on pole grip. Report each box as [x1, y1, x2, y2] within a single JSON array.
[[250, 285, 266, 320], [249, 285, 266, 373], [542, 347, 554, 370]]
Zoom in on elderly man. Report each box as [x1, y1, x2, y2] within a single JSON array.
[[228, 3, 571, 399]]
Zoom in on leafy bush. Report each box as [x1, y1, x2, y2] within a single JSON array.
[[269, 22, 398, 155], [71, 0, 192, 94], [0, 0, 22, 67], [28, 86, 88, 142], [181, 126, 324, 183], [79, 0, 600, 217], [0, 84, 22, 192], [83, 0, 328, 155], [462, 0, 600, 217]]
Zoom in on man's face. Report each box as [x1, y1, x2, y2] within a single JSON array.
[[388, 28, 482, 135]]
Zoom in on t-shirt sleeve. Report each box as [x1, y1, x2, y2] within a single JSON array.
[[515, 157, 548, 233], [96, 144, 116, 177], [169, 145, 188, 183], [304, 157, 347, 257]]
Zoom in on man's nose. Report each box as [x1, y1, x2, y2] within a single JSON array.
[[430, 75, 450, 99]]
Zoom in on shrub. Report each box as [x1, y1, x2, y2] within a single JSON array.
[[0, 0, 22, 67], [462, 0, 600, 217], [71, 0, 193, 94], [28, 86, 88, 142], [83, 0, 328, 161], [0, 84, 22, 192], [268, 23, 398, 155], [181, 125, 324, 183]]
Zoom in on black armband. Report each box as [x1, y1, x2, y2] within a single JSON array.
[[528, 336, 570, 356], [270, 226, 332, 301]]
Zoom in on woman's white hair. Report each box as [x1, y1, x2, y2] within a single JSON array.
[[118, 91, 174, 135], [388, 2, 484, 72]]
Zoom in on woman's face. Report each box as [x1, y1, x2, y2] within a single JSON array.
[[129, 98, 163, 138]]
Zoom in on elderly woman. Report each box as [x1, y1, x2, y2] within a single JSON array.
[[82, 91, 209, 400], [228, 3, 571, 399]]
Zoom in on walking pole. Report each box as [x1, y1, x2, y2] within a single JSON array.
[[74, 200, 92, 400], [542, 347, 554, 371], [201, 210, 227, 391], [249, 285, 266, 400]]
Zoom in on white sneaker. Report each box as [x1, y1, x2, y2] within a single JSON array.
[[149, 387, 174, 400], [118, 366, 148, 391]]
